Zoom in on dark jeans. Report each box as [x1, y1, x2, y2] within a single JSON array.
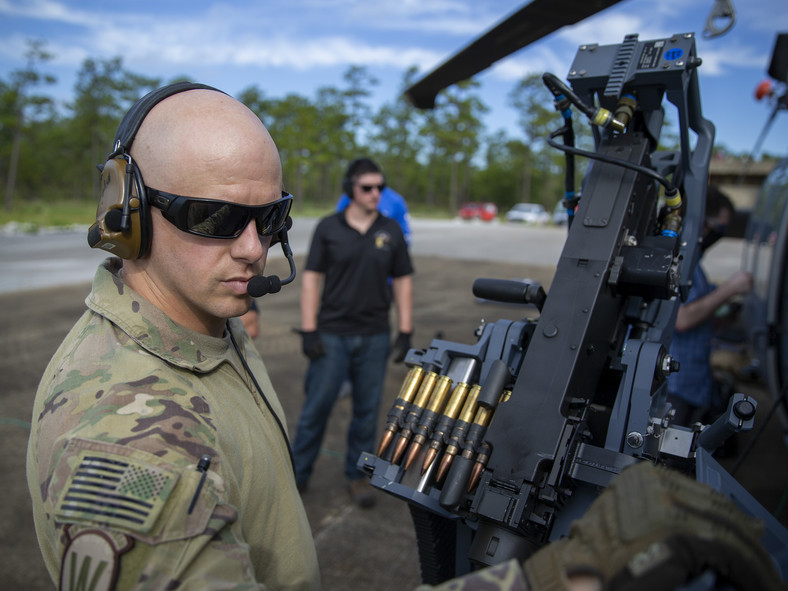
[[292, 331, 390, 483]]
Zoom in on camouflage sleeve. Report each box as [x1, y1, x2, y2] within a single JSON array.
[[43, 437, 265, 591], [29, 321, 268, 590], [415, 559, 529, 591], [415, 462, 786, 591]]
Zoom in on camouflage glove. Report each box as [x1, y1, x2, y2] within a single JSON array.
[[523, 461, 785, 591]]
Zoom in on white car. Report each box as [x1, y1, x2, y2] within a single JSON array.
[[505, 203, 550, 224], [553, 201, 569, 225]]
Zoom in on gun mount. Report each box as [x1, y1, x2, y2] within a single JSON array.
[[358, 32, 788, 584]]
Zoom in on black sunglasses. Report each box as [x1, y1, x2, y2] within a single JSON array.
[[146, 187, 293, 239], [356, 183, 386, 193]]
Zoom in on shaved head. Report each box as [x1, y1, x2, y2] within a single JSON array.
[[130, 89, 281, 196]]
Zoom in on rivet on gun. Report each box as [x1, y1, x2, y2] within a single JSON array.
[[626, 432, 644, 448], [543, 325, 559, 338]]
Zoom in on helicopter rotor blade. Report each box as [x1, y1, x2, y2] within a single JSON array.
[[405, 0, 626, 109]]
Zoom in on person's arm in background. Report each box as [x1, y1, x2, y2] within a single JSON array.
[[300, 270, 325, 360], [675, 270, 753, 332], [390, 274, 413, 363], [300, 270, 322, 332], [391, 274, 413, 336]]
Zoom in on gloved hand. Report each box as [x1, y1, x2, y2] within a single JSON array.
[[391, 331, 412, 363], [301, 330, 325, 360], [523, 461, 785, 591]]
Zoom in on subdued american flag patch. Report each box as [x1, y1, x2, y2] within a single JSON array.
[[55, 452, 177, 534]]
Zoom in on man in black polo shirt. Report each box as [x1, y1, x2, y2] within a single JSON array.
[[293, 158, 414, 507]]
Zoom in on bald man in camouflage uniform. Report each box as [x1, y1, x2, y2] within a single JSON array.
[[27, 86, 319, 590]]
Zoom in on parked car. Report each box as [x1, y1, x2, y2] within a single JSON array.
[[505, 203, 550, 224], [459, 201, 498, 221], [553, 201, 569, 225]]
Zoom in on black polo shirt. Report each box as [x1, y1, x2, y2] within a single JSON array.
[[305, 212, 413, 335]]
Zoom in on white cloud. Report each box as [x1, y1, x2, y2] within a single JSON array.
[[694, 43, 771, 76], [0, 0, 95, 25], [488, 45, 575, 82]]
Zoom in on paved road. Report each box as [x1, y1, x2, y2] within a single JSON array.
[[0, 218, 745, 294]]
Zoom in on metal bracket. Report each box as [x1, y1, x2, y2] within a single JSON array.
[[703, 0, 736, 39]]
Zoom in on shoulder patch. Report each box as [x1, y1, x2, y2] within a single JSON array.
[[55, 449, 178, 534], [59, 527, 132, 591]]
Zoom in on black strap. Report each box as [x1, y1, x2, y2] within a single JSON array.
[[227, 323, 297, 476]]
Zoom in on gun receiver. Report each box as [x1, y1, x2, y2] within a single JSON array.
[[358, 32, 788, 584]]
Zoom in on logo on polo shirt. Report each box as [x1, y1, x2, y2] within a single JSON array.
[[374, 231, 391, 249]]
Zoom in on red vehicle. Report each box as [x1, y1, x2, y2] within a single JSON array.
[[458, 201, 498, 221]]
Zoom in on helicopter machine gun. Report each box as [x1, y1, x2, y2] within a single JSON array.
[[358, 28, 788, 585]]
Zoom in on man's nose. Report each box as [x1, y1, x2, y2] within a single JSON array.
[[233, 219, 266, 260]]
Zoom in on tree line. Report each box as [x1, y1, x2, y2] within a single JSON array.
[[0, 39, 753, 217]]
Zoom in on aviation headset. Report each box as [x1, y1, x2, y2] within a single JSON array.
[[87, 81, 225, 259], [342, 157, 384, 198]]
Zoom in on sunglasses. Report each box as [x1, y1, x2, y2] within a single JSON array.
[[356, 183, 386, 193], [147, 187, 293, 239]]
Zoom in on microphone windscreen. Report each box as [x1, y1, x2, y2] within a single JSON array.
[[247, 275, 281, 297], [267, 276, 282, 294]]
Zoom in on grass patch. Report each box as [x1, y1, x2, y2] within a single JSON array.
[[0, 200, 97, 231]]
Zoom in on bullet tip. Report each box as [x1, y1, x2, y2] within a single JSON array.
[[436, 453, 453, 483], [391, 435, 409, 465], [403, 443, 420, 471], [377, 430, 394, 456], [421, 448, 437, 474]]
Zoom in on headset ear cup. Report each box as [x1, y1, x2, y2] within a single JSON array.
[[87, 157, 147, 259]]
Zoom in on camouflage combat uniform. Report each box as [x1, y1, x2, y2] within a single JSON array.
[[26, 258, 320, 591]]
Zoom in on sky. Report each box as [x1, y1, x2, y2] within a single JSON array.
[[1, 0, 787, 159]]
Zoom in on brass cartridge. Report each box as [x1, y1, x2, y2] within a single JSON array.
[[435, 384, 482, 482], [421, 381, 471, 473], [391, 370, 440, 464], [404, 374, 454, 470], [377, 365, 425, 456]]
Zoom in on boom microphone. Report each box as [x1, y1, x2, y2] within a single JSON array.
[[247, 222, 296, 297], [248, 275, 282, 297]]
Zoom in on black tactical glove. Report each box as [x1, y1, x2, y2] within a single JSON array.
[[391, 331, 412, 363], [301, 330, 325, 360], [523, 461, 785, 591]]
